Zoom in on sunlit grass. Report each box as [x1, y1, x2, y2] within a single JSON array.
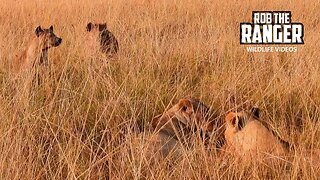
[[0, 0, 319, 179]]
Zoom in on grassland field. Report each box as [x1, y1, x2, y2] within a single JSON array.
[[0, 0, 319, 179]]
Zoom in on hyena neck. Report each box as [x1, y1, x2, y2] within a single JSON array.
[[26, 38, 48, 66]]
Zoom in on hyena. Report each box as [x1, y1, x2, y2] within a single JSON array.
[[13, 25, 62, 74], [86, 22, 119, 56], [11, 26, 62, 105]]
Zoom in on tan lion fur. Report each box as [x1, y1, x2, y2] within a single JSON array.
[[224, 109, 289, 160]]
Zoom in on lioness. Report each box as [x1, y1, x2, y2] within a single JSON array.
[[86, 22, 119, 56], [149, 98, 224, 157], [12, 25, 62, 74], [224, 107, 289, 159]]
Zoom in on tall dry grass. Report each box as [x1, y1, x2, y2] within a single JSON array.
[[0, 0, 319, 179]]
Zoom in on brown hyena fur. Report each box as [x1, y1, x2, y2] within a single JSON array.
[[11, 26, 62, 107], [12, 25, 62, 74], [86, 22, 119, 56]]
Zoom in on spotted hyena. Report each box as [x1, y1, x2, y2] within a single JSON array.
[[86, 22, 119, 56], [13, 25, 62, 74]]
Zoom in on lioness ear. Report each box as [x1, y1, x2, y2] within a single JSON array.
[[86, 22, 93, 32], [49, 25, 54, 32], [178, 99, 193, 114], [35, 26, 43, 37], [225, 112, 237, 126], [251, 107, 260, 119], [98, 23, 107, 31], [226, 112, 245, 130]]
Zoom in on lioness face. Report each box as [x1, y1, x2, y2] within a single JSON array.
[[225, 108, 259, 132], [35, 26, 62, 50], [224, 107, 260, 146], [151, 98, 214, 134]]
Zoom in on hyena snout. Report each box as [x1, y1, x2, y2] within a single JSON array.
[[35, 25, 62, 48], [53, 37, 62, 47]]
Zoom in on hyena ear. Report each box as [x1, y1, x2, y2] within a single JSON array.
[[98, 23, 107, 31], [251, 107, 260, 119], [178, 99, 193, 114], [86, 22, 93, 32], [49, 25, 54, 32], [35, 26, 43, 37]]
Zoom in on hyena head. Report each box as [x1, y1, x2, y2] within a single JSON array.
[[86, 22, 119, 55], [35, 25, 62, 50], [86, 22, 107, 33]]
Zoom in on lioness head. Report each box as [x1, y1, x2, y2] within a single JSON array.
[[225, 107, 259, 133], [151, 98, 221, 138], [35, 26, 62, 50], [224, 106, 289, 158]]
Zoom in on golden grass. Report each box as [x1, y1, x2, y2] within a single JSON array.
[[0, 0, 319, 179]]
